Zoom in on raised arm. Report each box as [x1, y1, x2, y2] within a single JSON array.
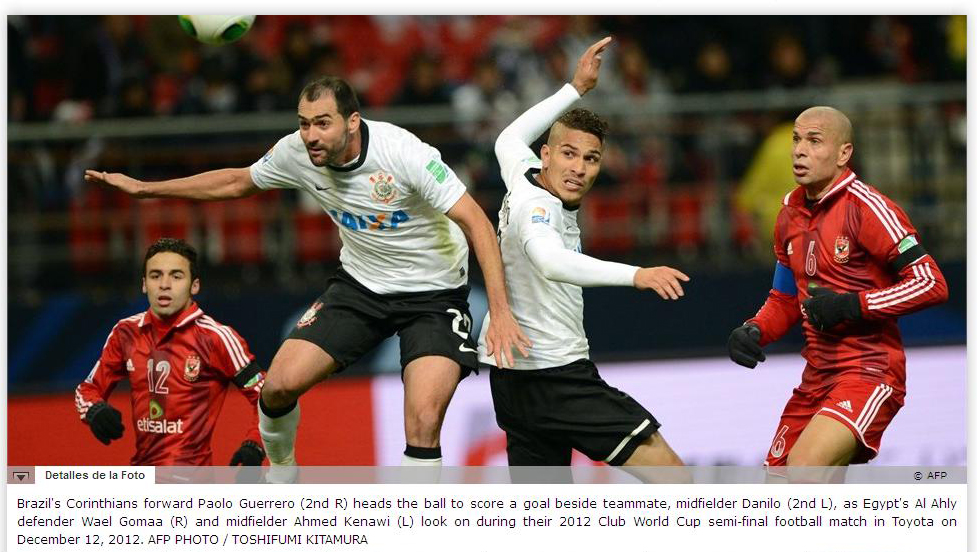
[[84, 167, 259, 201], [495, 36, 612, 187]]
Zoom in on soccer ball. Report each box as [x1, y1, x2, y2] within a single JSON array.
[[177, 15, 256, 45]]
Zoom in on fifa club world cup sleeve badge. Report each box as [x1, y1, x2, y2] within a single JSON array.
[[833, 235, 851, 264], [297, 301, 324, 328], [184, 354, 201, 382], [370, 171, 398, 204], [530, 207, 551, 224]]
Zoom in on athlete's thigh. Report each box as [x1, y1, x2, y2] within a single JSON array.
[[265, 338, 340, 396], [809, 379, 903, 464], [764, 386, 822, 467], [402, 355, 462, 416], [623, 431, 684, 467], [787, 414, 858, 467]]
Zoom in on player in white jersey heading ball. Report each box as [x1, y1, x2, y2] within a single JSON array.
[[477, 37, 687, 469], [86, 76, 530, 481]]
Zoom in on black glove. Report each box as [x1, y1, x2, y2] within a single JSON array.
[[229, 440, 265, 466], [802, 285, 861, 331], [728, 323, 765, 368], [85, 402, 124, 445]]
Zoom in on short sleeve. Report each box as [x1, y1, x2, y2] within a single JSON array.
[[249, 133, 303, 191], [399, 135, 467, 213]]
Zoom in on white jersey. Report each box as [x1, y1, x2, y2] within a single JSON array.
[[479, 84, 636, 370], [250, 120, 469, 294]]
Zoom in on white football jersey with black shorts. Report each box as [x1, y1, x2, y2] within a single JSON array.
[[477, 85, 590, 370], [250, 120, 469, 295]]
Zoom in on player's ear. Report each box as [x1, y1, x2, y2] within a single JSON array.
[[346, 112, 361, 135], [540, 143, 551, 170], [141, 277, 147, 294], [190, 278, 201, 295], [838, 142, 853, 167]]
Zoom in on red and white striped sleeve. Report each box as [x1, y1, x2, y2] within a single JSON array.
[[196, 315, 258, 384], [75, 317, 135, 420], [197, 316, 262, 443], [849, 181, 949, 319]]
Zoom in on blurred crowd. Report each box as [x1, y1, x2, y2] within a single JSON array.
[[7, 16, 967, 292], [8, 15, 965, 123]]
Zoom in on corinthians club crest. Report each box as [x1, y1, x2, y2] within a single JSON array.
[[184, 354, 201, 382], [297, 301, 324, 328], [370, 171, 397, 204], [834, 236, 851, 263]]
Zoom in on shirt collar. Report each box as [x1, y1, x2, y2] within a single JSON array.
[[784, 168, 856, 209], [326, 120, 369, 173], [139, 301, 203, 329]]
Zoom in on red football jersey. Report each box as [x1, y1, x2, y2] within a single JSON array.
[[749, 168, 948, 392], [75, 303, 263, 465]]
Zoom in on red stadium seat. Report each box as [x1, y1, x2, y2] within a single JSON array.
[[221, 195, 267, 264], [294, 209, 340, 263], [582, 190, 636, 254], [137, 198, 194, 251], [69, 187, 111, 273]]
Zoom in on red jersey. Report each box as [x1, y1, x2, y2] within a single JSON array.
[[74, 303, 263, 466], [749, 169, 948, 392]]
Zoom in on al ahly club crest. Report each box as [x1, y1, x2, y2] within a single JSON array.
[[370, 171, 397, 204], [834, 236, 851, 263], [184, 354, 201, 382]]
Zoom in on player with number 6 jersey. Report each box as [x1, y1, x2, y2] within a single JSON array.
[[727, 106, 949, 468]]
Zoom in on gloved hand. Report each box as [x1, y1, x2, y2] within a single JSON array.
[[85, 402, 124, 445], [229, 440, 265, 466], [802, 285, 861, 331], [727, 323, 765, 368]]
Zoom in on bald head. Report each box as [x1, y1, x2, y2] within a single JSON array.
[[796, 106, 852, 146], [792, 106, 855, 193]]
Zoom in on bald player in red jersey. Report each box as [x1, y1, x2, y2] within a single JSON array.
[[75, 238, 266, 466], [727, 106, 948, 468]]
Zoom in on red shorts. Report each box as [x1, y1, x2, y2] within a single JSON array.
[[764, 378, 904, 466]]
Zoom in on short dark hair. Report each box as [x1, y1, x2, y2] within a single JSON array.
[[299, 76, 360, 119], [554, 108, 609, 144], [143, 238, 199, 281]]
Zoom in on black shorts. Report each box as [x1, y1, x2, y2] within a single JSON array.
[[489, 359, 660, 466], [290, 268, 479, 378]]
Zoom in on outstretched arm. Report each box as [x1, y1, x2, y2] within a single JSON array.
[[524, 235, 688, 300], [446, 193, 532, 368], [84, 167, 259, 201]]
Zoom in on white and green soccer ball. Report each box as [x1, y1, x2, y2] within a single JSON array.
[[177, 15, 256, 45]]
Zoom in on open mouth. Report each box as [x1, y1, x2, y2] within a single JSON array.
[[564, 179, 584, 191]]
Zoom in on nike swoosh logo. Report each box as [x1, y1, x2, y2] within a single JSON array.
[[314, 185, 331, 191]]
